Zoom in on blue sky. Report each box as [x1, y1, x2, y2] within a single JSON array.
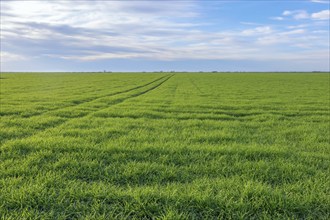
[[1, 0, 329, 72]]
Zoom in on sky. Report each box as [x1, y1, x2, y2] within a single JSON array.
[[1, 0, 329, 72]]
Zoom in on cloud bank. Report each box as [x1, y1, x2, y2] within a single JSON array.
[[1, 1, 329, 71]]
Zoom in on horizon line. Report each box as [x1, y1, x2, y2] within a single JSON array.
[[1, 71, 330, 73]]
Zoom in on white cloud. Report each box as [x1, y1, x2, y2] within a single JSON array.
[[1, 1, 198, 31], [241, 26, 273, 36], [1, 1, 203, 60], [240, 22, 263, 26], [255, 28, 323, 46], [283, 11, 293, 16], [0, 52, 27, 62], [271, 17, 284, 21], [294, 11, 309, 19], [282, 10, 309, 20], [0, 1, 329, 64], [310, 0, 329, 4], [312, 30, 328, 33], [287, 24, 308, 29], [60, 53, 146, 61], [279, 29, 306, 35], [282, 9, 329, 21], [311, 10, 330, 20]]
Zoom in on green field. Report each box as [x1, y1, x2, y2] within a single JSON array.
[[0, 73, 329, 219]]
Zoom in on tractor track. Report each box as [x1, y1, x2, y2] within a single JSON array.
[[0, 75, 170, 118], [1, 74, 174, 146]]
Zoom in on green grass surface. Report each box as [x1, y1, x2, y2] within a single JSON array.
[[1, 72, 329, 219]]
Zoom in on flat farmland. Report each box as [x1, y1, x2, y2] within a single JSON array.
[[0, 73, 329, 219]]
